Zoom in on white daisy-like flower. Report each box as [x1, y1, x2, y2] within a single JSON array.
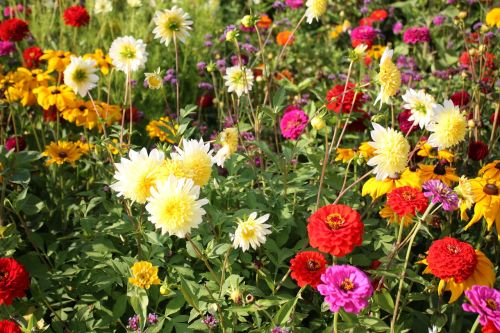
[[153, 6, 193, 46], [127, 0, 142, 7], [214, 145, 230, 167], [367, 122, 410, 180], [94, 0, 112, 14], [224, 66, 254, 97], [232, 213, 271, 252], [145, 67, 163, 89], [110, 148, 168, 204], [63, 56, 99, 97], [171, 138, 214, 187], [401, 89, 436, 129], [427, 100, 467, 149], [109, 36, 148, 73], [146, 175, 209, 238], [305, 0, 328, 24]]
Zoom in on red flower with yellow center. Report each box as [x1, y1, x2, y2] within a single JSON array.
[[387, 186, 428, 217], [307, 204, 364, 257], [290, 251, 327, 289], [0, 258, 30, 305]]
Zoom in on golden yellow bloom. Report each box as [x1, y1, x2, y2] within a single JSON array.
[[478, 160, 500, 182], [367, 45, 386, 60], [465, 177, 500, 238], [455, 176, 474, 221], [84, 49, 113, 75], [358, 141, 376, 160], [33, 85, 76, 110], [486, 8, 500, 28], [362, 168, 421, 199], [145, 68, 163, 89], [220, 128, 238, 155], [417, 142, 454, 163], [61, 100, 122, 131], [146, 117, 177, 143], [379, 205, 413, 227], [40, 50, 72, 73], [171, 139, 214, 187], [107, 139, 129, 155], [418, 163, 459, 186], [128, 261, 161, 289], [74, 141, 93, 154], [329, 24, 344, 39], [335, 148, 356, 163], [375, 48, 401, 107], [42, 141, 83, 166], [164, 159, 190, 179]]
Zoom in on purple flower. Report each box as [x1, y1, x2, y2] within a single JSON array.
[[271, 327, 291, 333], [147, 313, 159, 325], [433, 15, 446, 26], [392, 22, 403, 35], [422, 180, 459, 211], [462, 285, 500, 330], [198, 82, 213, 90], [203, 41, 213, 47], [241, 43, 258, 53], [317, 265, 373, 314], [202, 314, 218, 328], [473, 22, 483, 31], [231, 54, 248, 66], [127, 315, 140, 331], [272, 1, 286, 10], [360, 6, 369, 14], [280, 106, 308, 140], [0, 41, 15, 56], [285, 0, 304, 9], [403, 27, 431, 44], [216, 59, 227, 73], [197, 61, 207, 73]]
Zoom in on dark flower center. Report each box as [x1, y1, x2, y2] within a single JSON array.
[[483, 184, 499, 196], [340, 278, 354, 292], [58, 54, 66, 59], [0, 270, 8, 282], [51, 89, 61, 95], [496, 162, 500, 169], [58, 151, 68, 158], [486, 298, 497, 310], [78, 105, 86, 111], [326, 213, 345, 230], [433, 163, 446, 175], [306, 259, 321, 271]]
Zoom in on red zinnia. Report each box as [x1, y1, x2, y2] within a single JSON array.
[[426, 237, 477, 283], [0, 258, 30, 305], [387, 186, 428, 217], [22, 46, 43, 68], [359, 17, 374, 26], [307, 204, 364, 257], [468, 141, 489, 161], [0, 18, 29, 42], [326, 82, 364, 114], [370, 9, 388, 22], [482, 321, 500, 333], [290, 251, 327, 289], [63, 5, 90, 27], [0, 320, 21, 333]]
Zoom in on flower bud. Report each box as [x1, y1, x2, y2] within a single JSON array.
[[458, 11, 467, 19], [160, 284, 170, 295], [230, 288, 242, 305], [311, 116, 326, 130], [480, 25, 490, 33], [468, 119, 475, 128], [226, 30, 238, 42], [241, 15, 254, 28]]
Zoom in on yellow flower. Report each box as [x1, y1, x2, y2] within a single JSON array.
[[42, 141, 83, 166], [417, 142, 454, 163], [335, 148, 356, 163], [107, 139, 129, 155], [358, 141, 376, 160], [329, 25, 344, 39], [485, 8, 500, 28], [375, 48, 401, 108], [220, 128, 238, 155], [62, 100, 122, 131], [40, 50, 72, 73], [33, 85, 76, 110], [305, 0, 328, 24], [418, 163, 459, 187], [84, 49, 113, 75], [74, 141, 93, 154], [455, 176, 474, 221], [478, 160, 500, 182], [145, 68, 163, 89], [128, 261, 161, 289], [362, 168, 421, 199], [232, 212, 271, 252], [427, 100, 467, 149], [379, 205, 412, 227], [146, 117, 177, 143], [465, 177, 500, 239], [171, 139, 213, 187], [164, 159, 191, 179], [367, 45, 386, 60]]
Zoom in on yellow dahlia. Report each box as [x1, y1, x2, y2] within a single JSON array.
[[42, 141, 82, 166], [374, 48, 401, 108], [362, 168, 421, 200], [465, 177, 500, 239], [479, 160, 500, 182], [418, 163, 459, 187], [214, 127, 239, 167], [455, 176, 475, 221], [427, 100, 467, 149], [171, 139, 213, 187], [305, 0, 328, 24], [129, 261, 161, 289]]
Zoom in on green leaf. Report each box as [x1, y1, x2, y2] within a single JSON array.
[[179, 277, 200, 312]]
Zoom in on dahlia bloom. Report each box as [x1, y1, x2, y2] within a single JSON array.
[[0, 320, 21, 333], [0, 258, 30, 305], [427, 100, 467, 149], [224, 66, 254, 97], [108, 36, 148, 73], [153, 6, 192, 46], [63, 5, 90, 27], [375, 48, 401, 107], [171, 138, 214, 187], [422, 180, 459, 211], [232, 212, 272, 252], [403, 27, 431, 44], [468, 141, 489, 161], [280, 106, 308, 140], [450, 90, 470, 107], [22, 46, 43, 68], [462, 285, 500, 330], [290, 251, 327, 288], [401, 89, 436, 129], [0, 18, 29, 42], [128, 261, 161, 289], [317, 265, 373, 314], [305, 0, 327, 24], [63, 56, 99, 96], [5, 136, 26, 151]]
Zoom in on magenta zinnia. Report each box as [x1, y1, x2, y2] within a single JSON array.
[[462, 285, 500, 331], [280, 106, 309, 140]]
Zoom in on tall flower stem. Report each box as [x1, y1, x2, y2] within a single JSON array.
[[470, 316, 480, 333], [332, 311, 339, 333], [186, 234, 221, 286], [173, 33, 181, 119]]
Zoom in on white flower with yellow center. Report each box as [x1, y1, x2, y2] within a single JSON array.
[[232, 213, 271, 252], [153, 6, 193, 46], [427, 100, 467, 149], [214, 128, 239, 166], [401, 89, 436, 129], [367, 122, 410, 180], [63, 56, 99, 96], [374, 48, 401, 108], [305, 0, 328, 24], [146, 175, 208, 238], [171, 138, 214, 187], [224, 66, 254, 97], [111, 148, 168, 204], [109, 36, 148, 73], [94, 0, 112, 14], [145, 68, 163, 89]]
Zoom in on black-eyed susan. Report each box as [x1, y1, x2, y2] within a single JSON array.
[[417, 142, 454, 163], [418, 162, 459, 187], [84, 49, 113, 75], [479, 160, 500, 182], [74, 141, 93, 154], [128, 261, 161, 289], [335, 148, 357, 163], [367, 44, 386, 60], [33, 85, 76, 110], [362, 168, 421, 200], [420, 237, 495, 303], [146, 117, 177, 143], [42, 141, 82, 166], [40, 50, 72, 73], [465, 177, 500, 238]]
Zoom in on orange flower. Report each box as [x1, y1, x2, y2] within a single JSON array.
[[257, 14, 272, 29], [276, 31, 294, 46]]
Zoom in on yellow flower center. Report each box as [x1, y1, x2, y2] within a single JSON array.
[[340, 278, 354, 291], [72, 68, 87, 83], [120, 45, 136, 59], [240, 221, 256, 240], [486, 298, 497, 310], [306, 260, 321, 271], [326, 213, 345, 230], [161, 192, 194, 226]]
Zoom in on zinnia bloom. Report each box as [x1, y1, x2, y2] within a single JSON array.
[[317, 265, 373, 314], [367, 123, 410, 180], [232, 212, 272, 252], [0, 40, 14, 55], [401, 89, 436, 129], [171, 138, 214, 187], [0, 258, 30, 305], [462, 285, 500, 331], [326, 82, 364, 114], [63, 5, 90, 27], [129, 261, 161, 289], [276, 31, 294, 46], [307, 204, 364, 257], [0, 18, 29, 42], [280, 105, 308, 140], [22, 46, 43, 68], [63, 56, 99, 96], [403, 27, 431, 44], [370, 9, 388, 21], [450, 90, 470, 107], [482, 321, 500, 333], [146, 175, 208, 237], [362, 168, 421, 199], [0, 320, 21, 333], [422, 179, 459, 211], [223, 66, 254, 97], [109, 36, 148, 73], [421, 237, 495, 303], [427, 100, 467, 149], [42, 141, 83, 166], [465, 177, 500, 238], [375, 48, 401, 107], [290, 251, 327, 289], [387, 186, 428, 217], [153, 6, 192, 46], [350, 25, 377, 48]]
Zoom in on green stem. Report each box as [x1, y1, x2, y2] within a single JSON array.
[[332, 311, 339, 333], [470, 316, 480, 333]]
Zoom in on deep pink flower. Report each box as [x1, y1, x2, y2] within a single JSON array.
[[403, 27, 431, 44], [398, 109, 418, 135], [280, 106, 308, 140], [317, 265, 373, 314], [350, 25, 377, 48], [463, 285, 500, 331], [285, 0, 304, 9], [5, 136, 26, 151]]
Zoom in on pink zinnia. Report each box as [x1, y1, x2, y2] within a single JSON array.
[[403, 27, 430, 44], [285, 0, 304, 8], [280, 106, 308, 140], [317, 265, 373, 314], [350, 25, 377, 48], [462, 285, 500, 331]]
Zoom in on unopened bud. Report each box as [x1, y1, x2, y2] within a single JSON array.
[[226, 30, 238, 42], [241, 15, 254, 28], [458, 11, 467, 19], [468, 119, 475, 128], [311, 116, 326, 130]]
